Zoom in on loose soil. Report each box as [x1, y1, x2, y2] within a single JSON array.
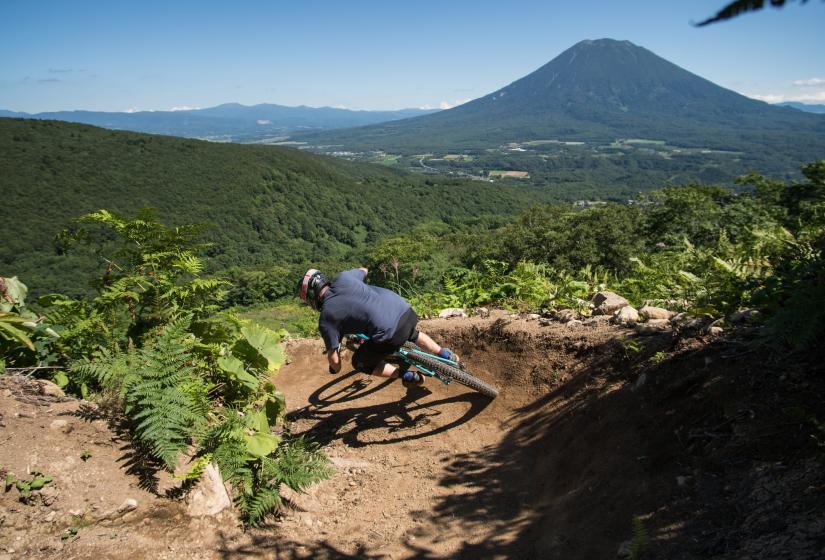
[[1, 311, 823, 559]]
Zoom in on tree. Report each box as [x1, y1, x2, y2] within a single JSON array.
[[696, 0, 818, 26]]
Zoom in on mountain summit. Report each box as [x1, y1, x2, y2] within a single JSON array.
[[300, 39, 824, 160]]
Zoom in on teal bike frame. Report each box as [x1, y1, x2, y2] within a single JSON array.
[[346, 333, 459, 386]]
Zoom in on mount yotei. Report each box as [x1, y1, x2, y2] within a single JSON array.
[[297, 39, 825, 186]]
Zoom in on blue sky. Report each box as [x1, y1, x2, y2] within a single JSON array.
[[1, 0, 824, 113]]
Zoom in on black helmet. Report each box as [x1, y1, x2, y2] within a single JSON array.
[[298, 269, 329, 310]]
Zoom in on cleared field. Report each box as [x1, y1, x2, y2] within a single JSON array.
[[489, 170, 530, 178]]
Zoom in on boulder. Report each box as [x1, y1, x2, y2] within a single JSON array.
[[552, 308, 579, 322], [638, 305, 673, 321], [583, 315, 612, 326], [591, 292, 629, 316], [118, 498, 138, 513], [49, 419, 73, 434], [186, 464, 232, 517], [36, 380, 65, 398], [438, 307, 467, 319], [613, 306, 639, 326], [565, 320, 583, 329], [476, 307, 490, 319], [635, 319, 671, 335], [728, 309, 759, 324], [707, 326, 724, 336]]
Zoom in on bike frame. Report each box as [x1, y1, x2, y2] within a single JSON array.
[[347, 333, 459, 386]]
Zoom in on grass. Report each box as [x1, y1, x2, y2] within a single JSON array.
[[237, 301, 318, 338], [377, 154, 400, 166]]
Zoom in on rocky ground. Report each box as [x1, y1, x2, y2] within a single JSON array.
[[1, 309, 823, 559]]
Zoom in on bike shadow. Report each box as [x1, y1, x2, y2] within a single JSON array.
[[287, 369, 493, 448]]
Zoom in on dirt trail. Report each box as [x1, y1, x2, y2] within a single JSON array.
[[252, 313, 648, 559], [2, 311, 823, 559]]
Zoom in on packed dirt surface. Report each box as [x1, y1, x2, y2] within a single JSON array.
[[2, 311, 824, 559]]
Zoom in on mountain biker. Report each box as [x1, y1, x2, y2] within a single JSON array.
[[298, 268, 460, 387]]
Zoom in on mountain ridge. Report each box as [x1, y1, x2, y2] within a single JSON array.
[[0, 103, 439, 142]]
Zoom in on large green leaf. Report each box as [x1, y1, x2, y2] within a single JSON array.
[[217, 354, 259, 392], [244, 432, 280, 459], [244, 410, 270, 433], [0, 277, 27, 312], [0, 319, 35, 350], [235, 323, 286, 373], [263, 391, 286, 426]]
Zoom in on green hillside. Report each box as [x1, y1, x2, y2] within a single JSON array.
[[1, 118, 551, 297]]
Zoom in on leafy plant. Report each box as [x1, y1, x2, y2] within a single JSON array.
[[4, 471, 53, 501]]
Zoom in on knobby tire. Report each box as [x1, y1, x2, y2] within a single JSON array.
[[402, 343, 499, 398]]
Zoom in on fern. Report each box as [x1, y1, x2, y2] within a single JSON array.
[[629, 517, 649, 560], [75, 317, 210, 470]]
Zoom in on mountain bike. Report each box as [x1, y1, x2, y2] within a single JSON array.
[[342, 334, 499, 399]]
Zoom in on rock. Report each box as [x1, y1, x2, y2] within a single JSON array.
[[673, 315, 710, 334], [68, 509, 84, 517], [566, 320, 583, 329], [538, 318, 553, 327], [635, 319, 671, 335], [476, 307, 490, 319], [553, 308, 579, 322], [526, 313, 540, 321], [707, 326, 724, 336], [49, 419, 73, 434], [638, 305, 673, 321], [1, 389, 12, 398], [438, 307, 467, 319], [591, 291, 629, 316], [39, 485, 59, 506], [186, 464, 231, 517], [583, 315, 612, 325], [613, 306, 639, 326], [118, 498, 138, 514], [676, 476, 689, 487], [44, 511, 57, 523], [634, 373, 647, 391], [729, 308, 759, 324], [35, 380, 65, 398]]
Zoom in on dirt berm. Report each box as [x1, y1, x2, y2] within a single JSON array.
[[1, 311, 823, 559]]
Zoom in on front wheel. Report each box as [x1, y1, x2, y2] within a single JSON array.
[[402, 344, 499, 398]]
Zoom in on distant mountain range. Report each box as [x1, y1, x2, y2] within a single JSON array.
[[778, 101, 825, 114], [0, 103, 438, 142], [295, 39, 825, 168]]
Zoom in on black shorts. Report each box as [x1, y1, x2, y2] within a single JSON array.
[[352, 308, 419, 373]]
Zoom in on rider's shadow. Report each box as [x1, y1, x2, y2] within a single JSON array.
[[288, 370, 491, 447]]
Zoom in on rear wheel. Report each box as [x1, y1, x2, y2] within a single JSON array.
[[402, 343, 499, 398]]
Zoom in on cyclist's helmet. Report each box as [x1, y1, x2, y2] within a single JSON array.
[[298, 269, 330, 310]]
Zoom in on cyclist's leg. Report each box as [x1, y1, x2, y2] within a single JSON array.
[[413, 331, 461, 363], [413, 331, 441, 354], [352, 341, 405, 378]]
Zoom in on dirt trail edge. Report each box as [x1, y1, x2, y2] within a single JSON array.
[[2, 311, 824, 559]]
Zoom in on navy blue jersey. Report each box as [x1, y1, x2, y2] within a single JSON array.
[[318, 269, 412, 350]]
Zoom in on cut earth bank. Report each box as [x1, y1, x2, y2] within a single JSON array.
[[1, 310, 823, 559]]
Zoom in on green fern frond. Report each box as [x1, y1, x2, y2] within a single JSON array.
[[243, 485, 282, 526]]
